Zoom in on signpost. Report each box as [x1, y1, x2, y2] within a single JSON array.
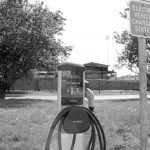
[[130, 0, 148, 150]]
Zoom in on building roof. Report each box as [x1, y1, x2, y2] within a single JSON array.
[[84, 62, 108, 71], [84, 62, 108, 67], [58, 62, 85, 71]]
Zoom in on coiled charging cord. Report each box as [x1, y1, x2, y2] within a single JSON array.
[[45, 106, 106, 150]]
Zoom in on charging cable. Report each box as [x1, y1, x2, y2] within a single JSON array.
[[45, 106, 106, 150]]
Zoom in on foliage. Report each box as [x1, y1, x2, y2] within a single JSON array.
[[113, 31, 138, 73], [1, 92, 150, 149], [0, 0, 72, 98], [113, 7, 150, 74]]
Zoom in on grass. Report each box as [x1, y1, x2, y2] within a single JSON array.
[[0, 93, 150, 150]]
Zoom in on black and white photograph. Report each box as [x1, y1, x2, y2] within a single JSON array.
[[0, 0, 150, 149]]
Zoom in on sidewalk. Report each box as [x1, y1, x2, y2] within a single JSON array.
[[5, 92, 150, 101]]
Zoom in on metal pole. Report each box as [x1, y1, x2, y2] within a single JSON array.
[[99, 79, 100, 94], [106, 35, 110, 65], [138, 37, 148, 150], [57, 71, 62, 112]]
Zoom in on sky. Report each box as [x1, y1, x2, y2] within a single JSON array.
[[42, 0, 130, 76]]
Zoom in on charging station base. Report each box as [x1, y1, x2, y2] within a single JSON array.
[[61, 133, 84, 150]]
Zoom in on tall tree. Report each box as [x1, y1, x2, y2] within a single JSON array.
[[113, 7, 150, 74], [0, 0, 72, 99]]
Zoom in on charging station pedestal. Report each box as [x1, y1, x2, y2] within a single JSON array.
[[57, 62, 85, 150]]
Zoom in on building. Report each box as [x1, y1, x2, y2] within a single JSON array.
[[116, 75, 139, 81], [84, 62, 116, 79]]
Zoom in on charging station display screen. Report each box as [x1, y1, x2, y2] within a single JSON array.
[[61, 70, 83, 105]]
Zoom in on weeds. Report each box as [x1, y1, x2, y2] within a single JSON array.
[[0, 98, 149, 149]]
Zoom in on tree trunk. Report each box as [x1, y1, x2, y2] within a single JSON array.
[[34, 79, 40, 91], [0, 81, 8, 100], [0, 88, 6, 100]]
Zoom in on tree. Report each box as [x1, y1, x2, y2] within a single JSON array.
[[0, 0, 72, 99], [113, 7, 150, 74]]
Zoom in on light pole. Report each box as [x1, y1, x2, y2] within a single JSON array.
[[105, 34, 110, 66]]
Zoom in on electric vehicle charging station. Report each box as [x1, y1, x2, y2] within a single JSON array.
[[57, 62, 85, 150], [45, 62, 106, 150], [57, 62, 85, 111]]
